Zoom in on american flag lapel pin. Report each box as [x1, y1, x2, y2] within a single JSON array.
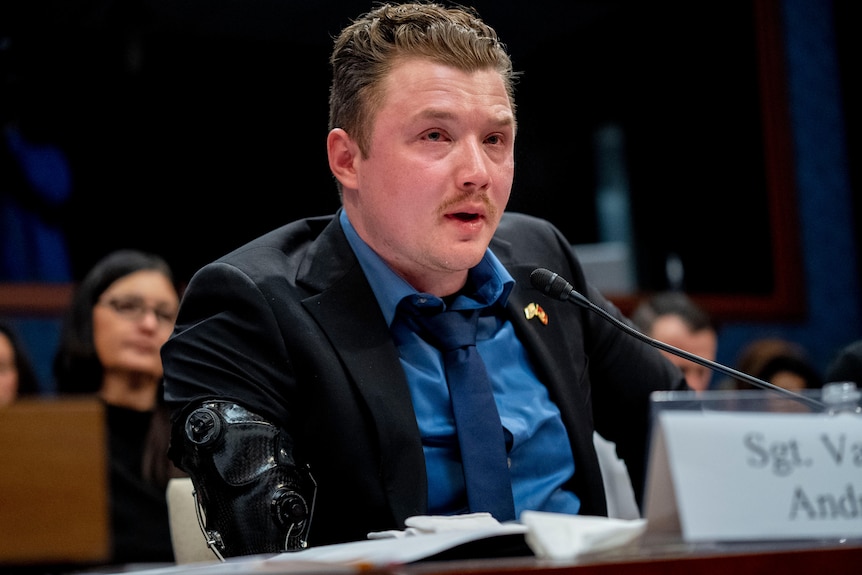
[[524, 303, 548, 325]]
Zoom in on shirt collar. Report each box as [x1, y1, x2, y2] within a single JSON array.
[[339, 209, 514, 327]]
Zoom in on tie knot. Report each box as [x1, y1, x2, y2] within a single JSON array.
[[398, 297, 480, 352]]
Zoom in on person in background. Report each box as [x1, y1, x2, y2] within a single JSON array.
[[824, 339, 862, 386], [725, 337, 823, 392], [53, 249, 182, 565], [0, 320, 41, 406], [162, 1, 685, 558], [630, 291, 718, 392]]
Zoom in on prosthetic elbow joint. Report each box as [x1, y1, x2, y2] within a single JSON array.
[[179, 401, 315, 559]]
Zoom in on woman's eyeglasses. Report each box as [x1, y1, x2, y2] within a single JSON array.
[[99, 297, 177, 326]]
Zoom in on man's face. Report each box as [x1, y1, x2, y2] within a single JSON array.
[[338, 58, 515, 296], [650, 314, 718, 392]]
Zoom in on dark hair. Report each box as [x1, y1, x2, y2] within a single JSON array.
[[630, 291, 715, 335], [328, 2, 517, 161], [0, 320, 41, 397], [732, 337, 822, 391], [757, 354, 823, 390], [53, 249, 176, 394], [824, 339, 862, 386]]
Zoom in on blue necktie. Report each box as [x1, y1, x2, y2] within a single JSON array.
[[399, 297, 516, 522]]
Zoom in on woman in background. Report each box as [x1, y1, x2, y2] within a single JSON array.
[[53, 249, 183, 565]]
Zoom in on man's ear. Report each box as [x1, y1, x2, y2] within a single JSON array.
[[327, 128, 359, 190]]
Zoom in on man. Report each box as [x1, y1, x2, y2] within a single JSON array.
[[162, 2, 685, 558], [631, 291, 718, 392]]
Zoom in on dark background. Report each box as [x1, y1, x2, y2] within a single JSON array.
[[1, 0, 859, 391], [3, 1, 785, 294]]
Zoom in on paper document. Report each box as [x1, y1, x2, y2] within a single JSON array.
[[270, 523, 528, 567], [97, 513, 646, 575]]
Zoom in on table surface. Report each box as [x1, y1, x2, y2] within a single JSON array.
[[394, 535, 862, 575], [11, 533, 862, 575]]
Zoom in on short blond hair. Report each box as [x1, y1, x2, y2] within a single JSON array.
[[328, 1, 517, 159]]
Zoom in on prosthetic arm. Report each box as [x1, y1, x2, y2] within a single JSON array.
[[176, 400, 316, 559]]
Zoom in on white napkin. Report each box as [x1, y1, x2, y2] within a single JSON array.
[[520, 510, 647, 560], [367, 511, 646, 561]]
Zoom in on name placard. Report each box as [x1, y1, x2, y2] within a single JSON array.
[[644, 410, 862, 541]]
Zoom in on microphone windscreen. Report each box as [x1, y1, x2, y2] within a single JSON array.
[[530, 268, 573, 300]]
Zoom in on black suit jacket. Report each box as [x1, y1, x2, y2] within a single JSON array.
[[162, 210, 685, 547]]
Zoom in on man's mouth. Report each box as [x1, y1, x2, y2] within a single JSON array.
[[451, 212, 480, 222]]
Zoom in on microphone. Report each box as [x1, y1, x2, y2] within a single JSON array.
[[529, 267, 825, 409]]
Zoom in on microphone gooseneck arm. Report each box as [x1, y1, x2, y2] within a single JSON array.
[[529, 268, 825, 410]]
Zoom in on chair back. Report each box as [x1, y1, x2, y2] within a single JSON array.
[[166, 477, 218, 564]]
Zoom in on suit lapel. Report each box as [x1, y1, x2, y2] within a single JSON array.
[[291, 217, 595, 523], [297, 219, 427, 522], [505, 263, 589, 414]]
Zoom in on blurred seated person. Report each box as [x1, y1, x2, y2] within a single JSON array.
[[53, 249, 182, 564], [0, 320, 41, 407], [630, 291, 717, 391], [722, 337, 823, 392], [824, 339, 862, 386]]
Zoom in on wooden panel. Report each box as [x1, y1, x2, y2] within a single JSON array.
[[0, 283, 73, 316], [0, 396, 110, 565]]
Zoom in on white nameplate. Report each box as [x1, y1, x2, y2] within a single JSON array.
[[644, 410, 862, 541]]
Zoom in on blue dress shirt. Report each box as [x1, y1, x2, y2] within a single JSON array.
[[339, 210, 580, 518]]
